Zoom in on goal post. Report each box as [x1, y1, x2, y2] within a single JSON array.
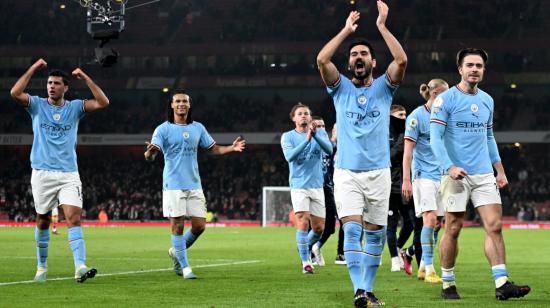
[[262, 186, 292, 227]]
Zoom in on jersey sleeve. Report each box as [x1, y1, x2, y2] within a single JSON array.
[[150, 125, 165, 152], [281, 132, 294, 151], [325, 73, 343, 96], [26, 95, 40, 116], [383, 71, 399, 93], [404, 113, 419, 143], [430, 94, 449, 126], [486, 98, 501, 164], [74, 99, 86, 119], [326, 74, 354, 104], [199, 124, 216, 149]]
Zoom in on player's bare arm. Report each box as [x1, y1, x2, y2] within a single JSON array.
[[376, 0, 407, 84], [208, 136, 246, 155], [493, 161, 508, 188], [317, 11, 360, 87], [402, 139, 415, 201], [10, 58, 47, 107], [144, 141, 160, 161], [72, 68, 110, 112]]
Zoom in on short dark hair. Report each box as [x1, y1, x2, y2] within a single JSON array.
[[289, 102, 310, 120], [456, 48, 488, 67], [348, 38, 376, 59], [48, 70, 69, 86], [312, 115, 323, 121], [166, 90, 193, 124], [391, 104, 406, 113]]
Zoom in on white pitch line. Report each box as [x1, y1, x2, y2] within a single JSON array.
[[0, 256, 237, 262], [0, 260, 261, 286]]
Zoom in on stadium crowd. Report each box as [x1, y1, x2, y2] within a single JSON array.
[[0, 146, 287, 222], [1, 144, 548, 222]]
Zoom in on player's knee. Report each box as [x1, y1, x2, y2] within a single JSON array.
[[446, 222, 463, 238], [192, 224, 205, 235], [313, 224, 324, 234], [423, 212, 438, 227], [61, 212, 79, 227], [36, 216, 51, 229], [485, 220, 502, 235]]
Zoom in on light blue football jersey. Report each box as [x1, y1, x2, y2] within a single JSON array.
[[26, 95, 85, 172], [404, 104, 442, 182], [151, 121, 215, 190], [430, 86, 495, 175], [327, 73, 398, 171], [281, 129, 330, 189]]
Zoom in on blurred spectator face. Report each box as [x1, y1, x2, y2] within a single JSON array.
[[47, 76, 68, 101], [459, 55, 485, 84], [292, 107, 311, 128], [171, 93, 191, 117], [348, 45, 375, 81], [331, 124, 337, 142], [391, 109, 406, 120], [314, 119, 325, 128]]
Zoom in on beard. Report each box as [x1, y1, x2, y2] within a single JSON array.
[[350, 60, 373, 81]]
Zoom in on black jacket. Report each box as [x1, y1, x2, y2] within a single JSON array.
[[389, 116, 406, 194]]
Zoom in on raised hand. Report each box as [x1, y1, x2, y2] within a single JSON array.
[[72, 68, 88, 80], [376, 0, 389, 28], [345, 11, 360, 33], [232, 136, 246, 152], [32, 58, 47, 71]]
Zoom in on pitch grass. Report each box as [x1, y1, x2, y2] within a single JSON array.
[[0, 227, 548, 307]]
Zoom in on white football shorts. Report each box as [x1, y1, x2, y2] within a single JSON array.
[[31, 169, 83, 215]]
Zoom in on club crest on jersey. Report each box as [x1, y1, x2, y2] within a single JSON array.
[[357, 95, 367, 105], [53, 113, 61, 121], [410, 118, 418, 128], [447, 196, 456, 207], [433, 97, 443, 113], [470, 103, 479, 113], [182, 132, 190, 139]]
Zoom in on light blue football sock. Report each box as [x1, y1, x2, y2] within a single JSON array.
[[307, 230, 322, 249], [421, 226, 435, 266], [362, 227, 386, 292], [343, 221, 363, 292], [68, 226, 86, 268], [171, 234, 189, 268], [183, 229, 198, 249], [296, 230, 309, 262], [492, 264, 508, 284], [441, 267, 456, 284], [35, 227, 50, 268]]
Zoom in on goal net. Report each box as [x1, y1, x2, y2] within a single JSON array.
[[262, 186, 292, 227]]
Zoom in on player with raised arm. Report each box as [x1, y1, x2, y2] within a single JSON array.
[[10, 58, 109, 283], [430, 48, 530, 300], [316, 1, 407, 306], [281, 104, 333, 274], [402, 79, 449, 283], [144, 90, 245, 279]]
